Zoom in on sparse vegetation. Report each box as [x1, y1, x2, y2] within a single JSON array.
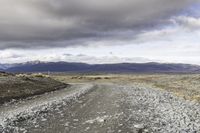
[[0, 71, 14, 76], [52, 74, 200, 102], [0, 72, 68, 104]]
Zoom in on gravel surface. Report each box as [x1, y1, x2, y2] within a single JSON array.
[[0, 83, 200, 133], [121, 84, 200, 132]]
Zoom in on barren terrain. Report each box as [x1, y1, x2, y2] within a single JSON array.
[[0, 73, 200, 133], [53, 74, 200, 102]]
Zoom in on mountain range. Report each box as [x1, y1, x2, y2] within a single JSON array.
[[0, 63, 14, 70], [1, 61, 200, 73]]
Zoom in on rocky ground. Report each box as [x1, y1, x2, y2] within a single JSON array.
[[0, 83, 199, 133], [122, 84, 200, 132]]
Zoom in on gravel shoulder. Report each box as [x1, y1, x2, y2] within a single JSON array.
[[121, 84, 200, 132]]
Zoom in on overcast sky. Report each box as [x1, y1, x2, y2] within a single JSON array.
[[0, 0, 200, 64]]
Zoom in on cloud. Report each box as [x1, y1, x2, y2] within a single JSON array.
[[0, 51, 22, 59], [175, 16, 200, 29], [0, 52, 154, 64], [0, 0, 198, 49]]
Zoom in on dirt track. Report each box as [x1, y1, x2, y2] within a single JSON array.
[[1, 83, 200, 133]]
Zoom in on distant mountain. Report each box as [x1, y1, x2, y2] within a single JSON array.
[[0, 61, 42, 70], [0, 64, 6, 70], [6, 62, 91, 73], [0, 64, 15, 70], [3, 61, 200, 73]]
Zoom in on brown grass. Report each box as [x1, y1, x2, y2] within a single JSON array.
[[52, 74, 200, 102]]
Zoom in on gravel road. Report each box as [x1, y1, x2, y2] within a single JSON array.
[[0, 83, 200, 133]]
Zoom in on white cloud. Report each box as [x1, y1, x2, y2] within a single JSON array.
[[0, 51, 21, 59]]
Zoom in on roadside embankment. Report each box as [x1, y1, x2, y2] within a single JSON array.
[[0, 72, 69, 104]]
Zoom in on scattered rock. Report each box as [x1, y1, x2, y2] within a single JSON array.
[[134, 124, 144, 129]]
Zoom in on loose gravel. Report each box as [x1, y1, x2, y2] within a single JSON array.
[[120, 84, 200, 132], [0, 83, 200, 133]]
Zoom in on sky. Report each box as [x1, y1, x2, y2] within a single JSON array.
[[0, 0, 200, 64]]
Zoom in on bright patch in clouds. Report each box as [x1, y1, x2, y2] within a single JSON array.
[[0, 0, 200, 64]]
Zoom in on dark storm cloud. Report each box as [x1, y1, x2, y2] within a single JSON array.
[[0, 0, 198, 49]]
